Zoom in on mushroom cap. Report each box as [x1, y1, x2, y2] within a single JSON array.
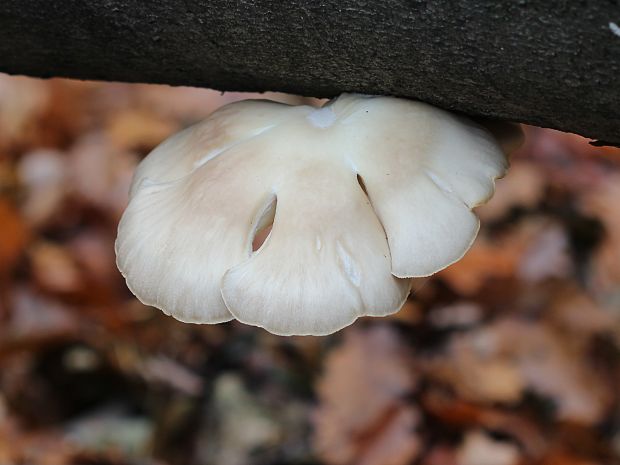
[[116, 94, 515, 335]]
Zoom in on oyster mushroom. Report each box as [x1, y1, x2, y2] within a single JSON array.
[[116, 94, 521, 335]]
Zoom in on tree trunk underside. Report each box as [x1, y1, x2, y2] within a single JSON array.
[[1, 1, 619, 144]]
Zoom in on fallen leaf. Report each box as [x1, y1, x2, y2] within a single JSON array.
[[580, 175, 620, 299], [423, 319, 612, 423], [0, 74, 49, 150], [17, 149, 68, 226], [428, 302, 483, 329], [5, 287, 77, 341], [140, 356, 204, 396], [517, 222, 573, 282], [313, 326, 421, 465], [422, 446, 458, 465], [478, 161, 545, 222], [0, 198, 29, 276], [540, 451, 602, 465], [200, 374, 281, 465], [68, 132, 138, 218], [438, 229, 523, 296], [29, 241, 83, 294], [105, 109, 178, 151], [440, 219, 568, 294], [67, 230, 117, 284]]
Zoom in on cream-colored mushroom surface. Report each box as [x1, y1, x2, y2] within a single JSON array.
[[116, 94, 515, 336]]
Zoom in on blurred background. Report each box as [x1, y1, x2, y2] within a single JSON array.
[[0, 72, 619, 465]]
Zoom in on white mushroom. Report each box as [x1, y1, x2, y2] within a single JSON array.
[[115, 94, 522, 336]]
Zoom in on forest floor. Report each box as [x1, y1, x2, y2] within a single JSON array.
[[0, 73, 619, 465]]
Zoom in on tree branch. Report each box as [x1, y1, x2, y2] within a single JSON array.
[[1, 1, 618, 144]]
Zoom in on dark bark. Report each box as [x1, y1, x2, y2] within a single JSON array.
[[1, 1, 619, 144]]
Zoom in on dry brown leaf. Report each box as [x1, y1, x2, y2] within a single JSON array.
[[440, 219, 569, 295], [548, 286, 616, 337], [478, 161, 545, 222], [0, 74, 49, 150], [105, 109, 178, 150], [5, 287, 77, 341], [69, 133, 138, 217], [428, 302, 483, 329], [438, 234, 519, 295], [0, 198, 29, 276], [519, 127, 613, 192], [29, 241, 83, 294], [67, 230, 118, 284], [517, 222, 572, 283], [133, 84, 233, 121], [540, 451, 602, 465], [423, 340, 525, 404], [386, 299, 424, 326], [133, 85, 312, 122], [140, 355, 204, 396], [507, 322, 611, 424], [199, 374, 282, 465], [421, 390, 547, 458], [0, 75, 98, 150], [17, 149, 68, 226], [580, 175, 620, 299], [313, 326, 421, 465], [423, 319, 612, 423], [422, 446, 458, 465], [438, 224, 530, 295], [0, 419, 77, 465]]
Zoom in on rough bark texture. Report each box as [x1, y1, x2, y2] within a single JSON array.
[[1, 1, 619, 144]]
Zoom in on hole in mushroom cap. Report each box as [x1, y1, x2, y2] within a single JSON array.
[[251, 196, 277, 253], [252, 224, 273, 252], [356, 172, 391, 253], [356, 174, 369, 196]]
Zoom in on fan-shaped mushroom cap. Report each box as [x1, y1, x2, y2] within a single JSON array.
[[116, 94, 519, 335]]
